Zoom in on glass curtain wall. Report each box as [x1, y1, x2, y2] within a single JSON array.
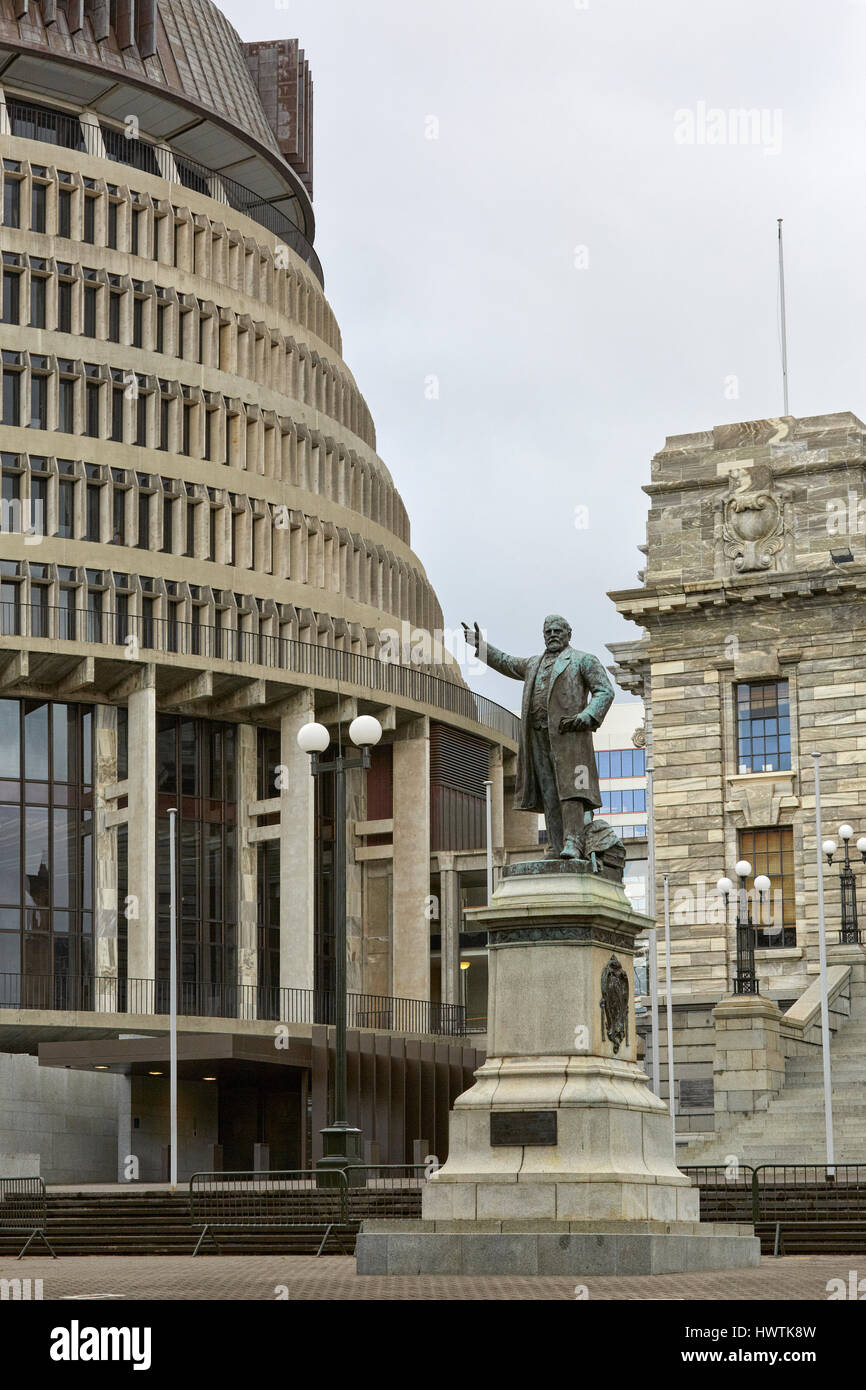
[[156, 716, 237, 1014], [0, 699, 93, 1007]]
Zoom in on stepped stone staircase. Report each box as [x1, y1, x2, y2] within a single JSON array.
[[0, 1187, 422, 1256], [681, 959, 866, 1167]]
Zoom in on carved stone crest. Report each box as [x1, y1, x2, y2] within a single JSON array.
[[722, 463, 785, 572], [599, 953, 629, 1054]]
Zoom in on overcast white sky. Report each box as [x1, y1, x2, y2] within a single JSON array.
[[225, 0, 866, 714]]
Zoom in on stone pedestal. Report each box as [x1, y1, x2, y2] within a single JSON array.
[[711, 994, 785, 1117], [356, 862, 760, 1275]]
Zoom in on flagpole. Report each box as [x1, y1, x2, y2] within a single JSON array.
[[777, 218, 790, 415]]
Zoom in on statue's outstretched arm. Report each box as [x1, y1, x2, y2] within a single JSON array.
[[461, 621, 528, 681]]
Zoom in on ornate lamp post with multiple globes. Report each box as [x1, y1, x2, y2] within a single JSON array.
[[297, 713, 383, 1177], [821, 824, 866, 944], [716, 860, 772, 996]]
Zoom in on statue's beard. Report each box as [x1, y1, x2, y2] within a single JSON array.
[[545, 639, 566, 652]]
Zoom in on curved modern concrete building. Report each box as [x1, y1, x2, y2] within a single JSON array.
[[0, 0, 534, 1179]]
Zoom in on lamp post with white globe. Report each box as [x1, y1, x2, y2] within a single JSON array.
[[297, 713, 383, 1177], [716, 861, 771, 996], [821, 824, 866, 944]]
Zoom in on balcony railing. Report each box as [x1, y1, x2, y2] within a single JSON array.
[[0, 973, 467, 1038], [3, 99, 323, 285], [0, 600, 520, 742]]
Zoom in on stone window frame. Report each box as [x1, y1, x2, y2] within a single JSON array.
[[27, 254, 51, 331], [15, 253, 375, 458]]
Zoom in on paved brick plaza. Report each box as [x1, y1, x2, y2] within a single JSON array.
[[0, 1254, 859, 1301]]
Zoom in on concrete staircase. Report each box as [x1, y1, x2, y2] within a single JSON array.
[[681, 967, 866, 1167], [0, 1187, 422, 1256]]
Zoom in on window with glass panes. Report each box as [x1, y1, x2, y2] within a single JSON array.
[[155, 716, 237, 1004], [2, 358, 21, 426], [57, 278, 72, 333], [30, 274, 46, 328], [3, 171, 21, 229], [738, 827, 796, 947], [600, 788, 646, 815], [596, 748, 646, 779], [0, 699, 93, 1003], [57, 186, 72, 239], [2, 268, 20, 324], [58, 373, 74, 432], [736, 681, 791, 773]]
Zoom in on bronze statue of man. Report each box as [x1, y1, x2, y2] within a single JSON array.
[[463, 615, 614, 860]]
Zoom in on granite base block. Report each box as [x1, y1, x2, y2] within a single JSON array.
[[354, 1220, 761, 1276]]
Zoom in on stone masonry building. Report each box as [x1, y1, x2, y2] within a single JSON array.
[[609, 413, 866, 1160]]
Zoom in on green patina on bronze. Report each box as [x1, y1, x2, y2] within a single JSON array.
[[463, 614, 624, 876]]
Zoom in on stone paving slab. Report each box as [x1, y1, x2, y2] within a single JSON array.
[[0, 1254, 859, 1300]]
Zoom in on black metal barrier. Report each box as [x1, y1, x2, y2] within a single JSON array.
[[189, 1165, 426, 1256], [0, 1177, 56, 1259], [683, 1162, 866, 1254]]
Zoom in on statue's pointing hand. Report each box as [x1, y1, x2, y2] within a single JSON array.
[[461, 621, 482, 654]]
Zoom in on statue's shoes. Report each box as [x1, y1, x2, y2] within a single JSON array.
[[559, 837, 585, 860]]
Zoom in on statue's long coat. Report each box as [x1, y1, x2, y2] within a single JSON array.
[[484, 643, 614, 811]]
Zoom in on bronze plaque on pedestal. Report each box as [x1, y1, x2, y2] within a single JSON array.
[[490, 1110, 557, 1147]]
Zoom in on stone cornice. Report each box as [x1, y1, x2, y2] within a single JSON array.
[[643, 448, 866, 499], [609, 565, 866, 622]]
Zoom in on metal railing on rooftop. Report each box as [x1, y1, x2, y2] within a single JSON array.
[[0, 972, 467, 1037], [0, 600, 520, 742], [2, 99, 323, 285]]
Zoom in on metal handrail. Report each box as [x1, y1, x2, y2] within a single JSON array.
[[0, 972, 467, 1037], [2, 99, 323, 285], [0, 600, 520, 742]]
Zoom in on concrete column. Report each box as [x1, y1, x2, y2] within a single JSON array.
[[711, 995, 785, 1118], [439, 853, 460, 1006], [236, 723, 258, 1014], [279, 692, 315, 992], [489, 746, 505, 849], [153, 144, 180, 185], [126, 674, 156, 987], [117, 1075, 133, 1182], [93, 704, 118, 985], [503, 794, 541, 850], [79, 110, 106, 159], [207, 173, 231, 206], [392, 717, 430, 1002]]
